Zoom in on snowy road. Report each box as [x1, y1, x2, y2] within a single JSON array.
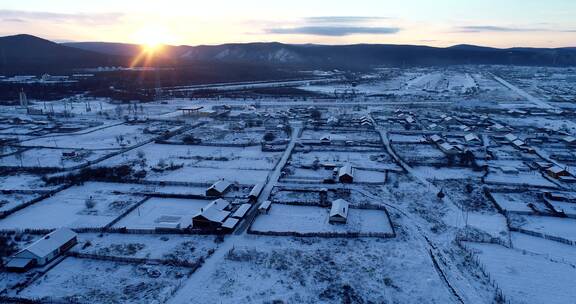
[[491, 74, 554, 109], [167, 123, 302, 304]]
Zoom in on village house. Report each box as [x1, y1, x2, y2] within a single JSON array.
[[329, 199, 350, 224], [192, 199, 231, 229], [338, 164, 354, 183], [429, 134, 444, 144], [464, 133, 481, 145], [206, 180, 232, 197], [546, 166, 571, 179], [5, 228, 77, 272]]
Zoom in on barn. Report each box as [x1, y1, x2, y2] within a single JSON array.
[[338, 164, 354, 183], [329, 199, 350, 224], [5, 228, 77, 272]]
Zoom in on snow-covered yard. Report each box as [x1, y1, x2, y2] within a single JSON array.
[[0, 182, 143, 230], [251, 204, 393, 235], [113, 197, 209, 229]]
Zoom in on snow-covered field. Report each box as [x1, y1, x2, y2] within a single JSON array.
[[113, 197, 209, 229], [76, 233, 219, 262], [464, 242, 576, 304], [251, 204, 393, 235], [0, 182, 143, 230], [19, 258, 191, 303], [20, 123, 154, 150]]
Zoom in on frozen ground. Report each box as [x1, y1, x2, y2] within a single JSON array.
[[19, 257, 192, 304], [251, 204, 393, 235], [464, 242, 576, 304], [1, 65, 576, 303], [0, 182, 143, 230]]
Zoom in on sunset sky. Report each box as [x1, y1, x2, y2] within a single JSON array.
[[1, 0, 575, 47]]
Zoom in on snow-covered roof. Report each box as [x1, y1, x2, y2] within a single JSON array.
[[232, 204, 251, 219], [464, 133, 480, 142], [330, 199, 349, 218], [259, 200, 272, 211], [18, 228, 76, 258], [194, 205, 230, 223], [512, 139, 525, 147], [430, 134, 443, 142], [249, 183, 264, 198], [439, 142, 456, 152], [338, 164, 353, 177], [504, 133, 518, 142], [548, 166, 568, 174], [205, 199, 230, 211], [208, 180, 232, 194], [221, 217, 240, 230]]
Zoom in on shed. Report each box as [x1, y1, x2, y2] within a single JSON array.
[[221, 218, 240, 231], [439, 142, 458, 155], [248, 183, 264, 200], [546, 166, 571, 179], [320, 135, 331, 145], [5, 228, 77, 272], [504, 133, 518, 142], [258, 200, 272, 214], [464, 133, 481, 144], [429, 134, 443, 143], [206, 180, 232, 197], [338, 164, 354, 183], [232, 204, 251, 219], [562, 136, 576, 145], [329, 199, 350, 224]]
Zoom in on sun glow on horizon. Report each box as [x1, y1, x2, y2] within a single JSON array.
[[132, 25, 174, 53]]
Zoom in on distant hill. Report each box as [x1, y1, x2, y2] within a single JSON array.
[[65, 40, 576, 69], [2, 34, 576, 73], [0, 34, 125, 73]]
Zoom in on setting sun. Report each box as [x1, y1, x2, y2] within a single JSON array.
[[132, 25, 173, 53]]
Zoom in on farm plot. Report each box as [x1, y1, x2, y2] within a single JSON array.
[[148, 167, 270, 185], [171, 237, 455, 304], [178, 125, 288, 145], [0, 182, 144, 230], [511, 215, 576, 243], [250, 204, 393, 236], [301, 129, 381, 143], [0, 174, 58, 191], [465, 212, 509, 239], [463, 242, 576, 304], [511, 232, 576, 266], [18, 257, 191, 304], [19, 123, 156, 150], [484, 171, 557, 188], [0, 147, 113, 169], [75, 233, 219, 263], [489, 192, 535, 214], [413, 166, 484, 180], [393, 143, 446, 165], [290, 150, 396, 170], [100, 144, 281, 171], [113, 197, 208, 229], [0, 192, 38, 212], [270, 189, 321, 204]]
